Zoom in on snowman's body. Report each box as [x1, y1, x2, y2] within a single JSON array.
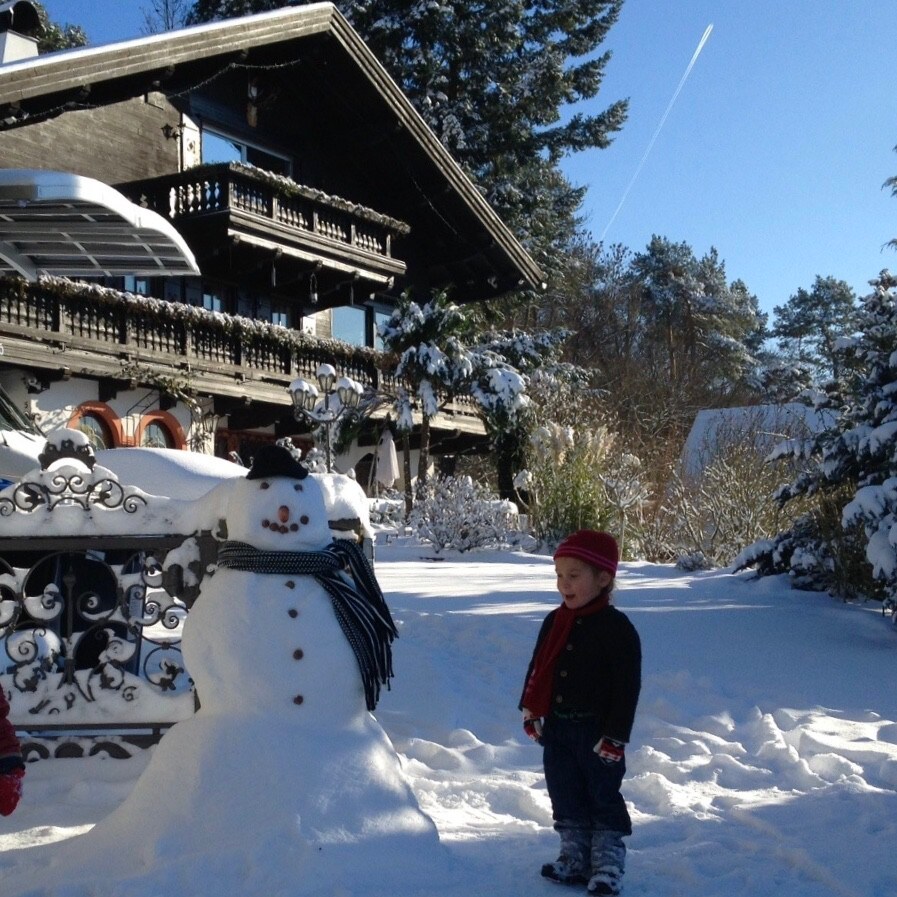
[[2, 459, 446, 897], [182, 471, 365, 726]]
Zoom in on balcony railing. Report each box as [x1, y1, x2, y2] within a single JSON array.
[[0, 276, 481, 422], [120, 163, 410, 277]]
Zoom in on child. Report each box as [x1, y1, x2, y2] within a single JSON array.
[[520, 530, 641, 895], [0, 687, 25, 816]]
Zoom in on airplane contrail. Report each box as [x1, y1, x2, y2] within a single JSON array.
[[600, 23, 714, 242]]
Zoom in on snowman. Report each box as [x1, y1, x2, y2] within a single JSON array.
[[2, 445, 446, 897], [183, 443, 397, 725]]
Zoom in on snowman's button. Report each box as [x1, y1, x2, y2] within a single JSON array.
[[288, 608, 298, 618], [285, 580, 296, 589], [293, 694, 304, 705], [293, 649, 304, 660]]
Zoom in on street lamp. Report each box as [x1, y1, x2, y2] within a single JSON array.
[[289, 363, 363, 472]]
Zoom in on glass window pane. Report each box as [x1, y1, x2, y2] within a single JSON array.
[[331, 306, 366, 347], [374, 310, 391, 351], [202, 291, 223, 313], [202, 131, 242, 164], [141, 422, 174, 449], [77, 414, 112, 450]]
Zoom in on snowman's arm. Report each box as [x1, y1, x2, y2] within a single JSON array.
[[177, 479, 233, 538]]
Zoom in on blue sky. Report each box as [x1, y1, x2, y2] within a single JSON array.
[[43, 1, 897, 317]]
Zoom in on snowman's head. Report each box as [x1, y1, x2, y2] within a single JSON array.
[[224, 445, 332, 550]]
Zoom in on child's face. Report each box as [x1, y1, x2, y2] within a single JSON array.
[[554, 556, 612, 610]]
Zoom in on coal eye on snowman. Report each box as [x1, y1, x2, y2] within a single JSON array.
[[260, 482, 270, 490], [300, 515, 309, 524], [293, 483, 303, 491]]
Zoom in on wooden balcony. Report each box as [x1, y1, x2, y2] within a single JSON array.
[[0, 276, 483, 431], [119, 164, 409, 289]]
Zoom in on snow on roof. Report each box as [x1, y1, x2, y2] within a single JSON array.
[[680, 402, 836, 479], [0, 3, 337, 71]]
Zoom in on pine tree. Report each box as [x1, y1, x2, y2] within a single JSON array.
[[625, 236, 765, 410], [770, 275, 858, 383], [739, 271, 895, 599], [141, 0, 191, 33], [186, 1, 628, 272]]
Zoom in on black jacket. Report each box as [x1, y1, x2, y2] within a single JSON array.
[[520, 604, 641, 743]]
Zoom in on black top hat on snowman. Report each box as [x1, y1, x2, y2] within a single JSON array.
[[246, 444, 309, 481]]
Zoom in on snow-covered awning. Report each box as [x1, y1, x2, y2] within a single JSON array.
[[0, 169, 199, 279]]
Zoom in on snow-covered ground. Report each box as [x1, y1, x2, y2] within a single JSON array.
[[1, 541, 896, 897]]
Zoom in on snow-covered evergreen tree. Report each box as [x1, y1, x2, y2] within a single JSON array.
[[468, 329, 568, 500], [377, 291, 476, 501], [33, 1, 87, 51], [736, 271, 896, 599]]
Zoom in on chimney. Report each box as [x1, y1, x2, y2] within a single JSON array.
[[0, 1, 41, 64]]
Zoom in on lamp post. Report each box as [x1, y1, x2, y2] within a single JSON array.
[[289, 363, 363, 472]]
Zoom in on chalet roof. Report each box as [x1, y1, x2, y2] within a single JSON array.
[[0, 169, 199, 278], [0, 3, 545, 300]]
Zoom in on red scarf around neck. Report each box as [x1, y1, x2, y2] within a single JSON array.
[[522, 590, 610, 717]]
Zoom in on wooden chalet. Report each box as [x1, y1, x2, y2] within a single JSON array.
[[0, 2, 542, 483]]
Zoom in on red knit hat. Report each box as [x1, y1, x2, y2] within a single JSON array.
[[553, 530, 619, 575]]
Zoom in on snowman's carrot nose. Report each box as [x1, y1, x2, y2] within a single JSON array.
[[278, 505, 290, 523]]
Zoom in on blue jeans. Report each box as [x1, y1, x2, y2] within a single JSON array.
[[542, 715, 632, 836]]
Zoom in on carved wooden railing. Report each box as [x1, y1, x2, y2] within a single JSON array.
[[0, 277, 480, 420], [120, 163, 410, 269]]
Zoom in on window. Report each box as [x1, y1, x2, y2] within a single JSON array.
[[140, 421, 174, 449], [76, 413, 114, 450], [137, 412, 185, 450], [374, 309, 392, 351], [0, 383, 38, 433], [183, 279, 228, 313], [201, 129, 292, 176], [331, 305, 366, 347], [202, 289, 223, 313], [235, 291, 291, 327], [123, 276, 151, 295]]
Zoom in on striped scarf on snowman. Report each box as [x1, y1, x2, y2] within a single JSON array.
[[215, 538, 397, 711]]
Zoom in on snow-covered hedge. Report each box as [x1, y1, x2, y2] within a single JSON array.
[[409, 476, 518, 553]]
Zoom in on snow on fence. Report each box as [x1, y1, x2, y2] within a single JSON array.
[[0, 432, 217, 759]]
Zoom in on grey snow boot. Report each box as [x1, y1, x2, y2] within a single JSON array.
[[541, 827, 591, 885], [587, 830, 626, 895]]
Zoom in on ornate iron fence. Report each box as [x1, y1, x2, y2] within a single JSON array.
[[0, 436, 216, 759]]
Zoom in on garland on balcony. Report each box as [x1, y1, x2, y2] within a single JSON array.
[[196, 162, 412, 236], [3, 275, 384, 372]]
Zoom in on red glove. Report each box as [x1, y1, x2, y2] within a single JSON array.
[[0, 767, 24, 816], [522, 711, 543, 744], [594, 736, 625, 764]]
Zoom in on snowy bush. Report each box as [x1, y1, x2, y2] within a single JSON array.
[[517, 421, 614, 546], [369, 491, 405, 527], [676, 550, 712, 572], [733, 487, 881, 599], [409, 476, 517, 552], [642, 409, 820, 568]]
